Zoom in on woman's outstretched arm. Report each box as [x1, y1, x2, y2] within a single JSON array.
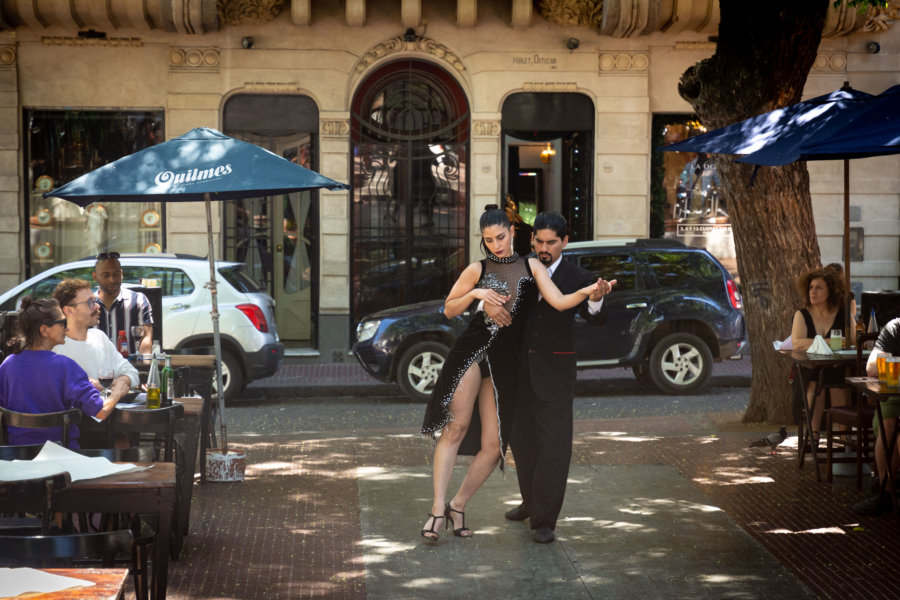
[[443, 262, 511, 319], [529, 257, 598, 311]]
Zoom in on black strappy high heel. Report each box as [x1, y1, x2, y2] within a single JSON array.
[[444, 502, 472, 537], [421, 513, 444, 541]]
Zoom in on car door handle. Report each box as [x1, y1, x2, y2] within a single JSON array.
[[170, 303, 190, 311], [626, 302, 648, 309]]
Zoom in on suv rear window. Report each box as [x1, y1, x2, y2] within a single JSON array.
[[643, 251, 721, 287], [122, 266, 195, 297], [578, 254, 636, 290], [219, 265, 263, 294]]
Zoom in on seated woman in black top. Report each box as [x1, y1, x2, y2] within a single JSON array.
[[790, 267, 857, 439]]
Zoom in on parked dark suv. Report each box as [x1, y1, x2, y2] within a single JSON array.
[[352, 239, 746, 400]]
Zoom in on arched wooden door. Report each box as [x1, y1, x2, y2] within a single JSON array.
[[350, 60, 470, 326]]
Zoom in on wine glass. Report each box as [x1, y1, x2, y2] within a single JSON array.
[[131, 324, 145, 355], [98, 368, 114, 399]]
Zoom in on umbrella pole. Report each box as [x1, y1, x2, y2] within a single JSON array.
[[843, 159, 852, 344], [206, 192, 229, 454]]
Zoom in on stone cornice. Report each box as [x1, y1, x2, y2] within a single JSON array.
[[42, 37, 143, 47]]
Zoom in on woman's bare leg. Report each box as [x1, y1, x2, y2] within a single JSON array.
[[422, 363, 482, 538], [447, 377, 502, 535]]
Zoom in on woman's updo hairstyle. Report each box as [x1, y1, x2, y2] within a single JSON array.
[[16, 296, 60, 351], [479, 204, 512, 255]]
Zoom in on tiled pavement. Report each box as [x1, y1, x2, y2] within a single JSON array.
[[157, 360, 900, 599]]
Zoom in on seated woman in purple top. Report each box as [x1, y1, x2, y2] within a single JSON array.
[[0, 296, 114, 448]]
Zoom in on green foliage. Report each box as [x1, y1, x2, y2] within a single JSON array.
[[834, 0, 888, 12]]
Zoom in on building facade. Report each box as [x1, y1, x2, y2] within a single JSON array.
[[1, 0, 898, 359]]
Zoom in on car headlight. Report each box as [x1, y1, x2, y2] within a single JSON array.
[[356, 319, 382, 343]]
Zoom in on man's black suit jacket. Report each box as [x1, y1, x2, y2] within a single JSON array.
[[522, 257, 607, 403]]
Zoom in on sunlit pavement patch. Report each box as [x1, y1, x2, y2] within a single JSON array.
[[357, 465, 814, 599]]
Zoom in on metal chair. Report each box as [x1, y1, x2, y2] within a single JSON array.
[[0, 406, 83, 449], [0, 472, 71, 534], [826, 332, 880, 489], [109, 403, 184, 462], [0, 443, 45, 460], [0, 530, 147, 600]]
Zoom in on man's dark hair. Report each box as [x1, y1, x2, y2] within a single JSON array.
[[533, 211, 568, 239], [53, 278, 91, 308]]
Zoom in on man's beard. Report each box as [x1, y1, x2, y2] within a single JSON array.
[[538, 253, 553, 265]]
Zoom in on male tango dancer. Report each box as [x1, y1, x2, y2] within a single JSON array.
[[487, 211, 615, 543]]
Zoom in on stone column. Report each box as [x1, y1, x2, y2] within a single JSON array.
[[0, 44, 20, 290]]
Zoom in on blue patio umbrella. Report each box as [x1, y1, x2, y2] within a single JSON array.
[[45, 127, 349, 460]]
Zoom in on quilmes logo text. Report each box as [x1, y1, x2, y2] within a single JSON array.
[[154, 164, 233, 187]]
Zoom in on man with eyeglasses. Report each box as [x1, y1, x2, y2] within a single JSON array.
[[53, 278, 139, 406], [93, 252, 153, 355]]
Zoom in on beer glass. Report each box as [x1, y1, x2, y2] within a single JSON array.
[[887, 357, 900, 388], [829, 329, 843, 351], [877, 352, 890, 383]]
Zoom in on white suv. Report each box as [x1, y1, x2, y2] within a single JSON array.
[[0, 254, 284, 401]]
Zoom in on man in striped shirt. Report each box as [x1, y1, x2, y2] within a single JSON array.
[[93, 252, 153, 355]]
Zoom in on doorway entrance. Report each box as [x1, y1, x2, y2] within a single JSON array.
[[223, 95, 319, 343], [502, 93, 594, 241], [350, 60, 470, 327]]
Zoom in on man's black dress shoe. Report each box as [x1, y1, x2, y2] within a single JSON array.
[[504, 504, 529, 521], [534, 527, 555, 544]]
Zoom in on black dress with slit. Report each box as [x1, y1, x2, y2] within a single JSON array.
[[421, 252, 536, 467]]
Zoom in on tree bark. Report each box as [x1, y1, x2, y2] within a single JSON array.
[[678, 1, 829, 424]]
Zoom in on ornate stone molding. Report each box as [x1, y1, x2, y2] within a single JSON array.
[[812, 52, 847, 73], [536, 0, 603, 27], [355, 35, 465, 74], [598, 52, 649, 73], [321, 120, 350, 137], [241, 81, 303, 92], [522, 81, 578, 92], [42, 37, 142, 47], [0, 46, 15, 67], [862, 0, 900, 32], [217, 0, 284, 26], [170, 47, 220, 71], [473, 120, 500, 137]]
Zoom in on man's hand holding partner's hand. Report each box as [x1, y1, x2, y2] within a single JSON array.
[[589, 278, 616, 302], [484, 299, 512, 327]]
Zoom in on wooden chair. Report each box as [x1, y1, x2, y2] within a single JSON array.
[[0, 530, 147, 600], [0, 406, 83, 449], [77, 446, 156, 462], [0, 443, 45, 460], [826, 332, 880, 489], [0, 472, 71, 534]]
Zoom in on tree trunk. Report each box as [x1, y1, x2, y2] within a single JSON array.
[[678, 1, 829, 424]]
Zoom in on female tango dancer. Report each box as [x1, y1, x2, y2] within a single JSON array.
[[420, 205, 600, 540]]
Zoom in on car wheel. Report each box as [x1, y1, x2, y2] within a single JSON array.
[[396, 341, 448, 402], [648, 332, 713, 394], [212, 349, 244, 402]]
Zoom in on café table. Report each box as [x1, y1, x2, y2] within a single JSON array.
[[3, 568, 130, 600], [50, 463, 176, 600], [779, 348, 864, 481], [130, 354, 216, 482], [845, 376, 900, 516]]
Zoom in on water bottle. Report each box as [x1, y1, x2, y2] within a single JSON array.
[[865, 309, 879, 350]]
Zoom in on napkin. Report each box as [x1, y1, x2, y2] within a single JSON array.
[[773, 335, 794, 351], [807, 334, 833, 356]]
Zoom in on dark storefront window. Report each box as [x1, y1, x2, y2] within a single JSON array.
[[502, 93, 593, 242], [651, 114, 737, 276], [24, 110, 164, 275]]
